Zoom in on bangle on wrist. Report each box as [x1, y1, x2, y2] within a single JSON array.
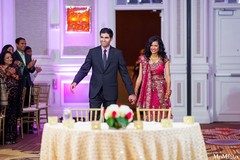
[[166, 90, 172, 95]]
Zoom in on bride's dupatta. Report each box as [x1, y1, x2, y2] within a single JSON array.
[[137, 56, 152, 109]]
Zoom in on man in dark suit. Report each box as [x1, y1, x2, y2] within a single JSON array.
[[13, 37, 36, 107], [12, 37, 36, 133], [70, 28, 136, 109]]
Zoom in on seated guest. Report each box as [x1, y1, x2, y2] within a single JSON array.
[[0, 51, 22, 144]]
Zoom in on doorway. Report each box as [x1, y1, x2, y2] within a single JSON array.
[[214, 9, 240, 121], [116, 10, 161, 66]]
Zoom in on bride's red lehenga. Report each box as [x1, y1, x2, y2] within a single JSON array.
[[137, 55, 172, 119]]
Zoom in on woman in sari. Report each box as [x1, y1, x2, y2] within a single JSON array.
[[135, 36, 172, 119], [0, 51, 22, 144]]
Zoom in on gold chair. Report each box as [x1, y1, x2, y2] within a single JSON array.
[[136, 108, 172, 122], [22, 86, 40, 135], [70, 107, 104, 122], [0, 105, 7, 145], [31, 84, 50, 124], [0, 78, 8, 144], [18, 87, 27, 139]]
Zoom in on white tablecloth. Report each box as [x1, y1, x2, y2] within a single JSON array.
[[40, 122, 207, 160]]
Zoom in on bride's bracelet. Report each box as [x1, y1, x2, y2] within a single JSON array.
[[166, 90, 172, 96]]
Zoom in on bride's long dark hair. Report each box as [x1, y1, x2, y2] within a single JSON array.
[[144, 35, 167, 62]]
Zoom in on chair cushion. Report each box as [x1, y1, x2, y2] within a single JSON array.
[[23, 107, 38, 113], [31, 103, 48, 109], [38, 104, 48, 109]]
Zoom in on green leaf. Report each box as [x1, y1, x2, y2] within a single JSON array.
[[116, 117, 128, 127], [106, 117, 114, 127]]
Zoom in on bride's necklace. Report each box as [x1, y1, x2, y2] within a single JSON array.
[[150, 56, 159, 62]]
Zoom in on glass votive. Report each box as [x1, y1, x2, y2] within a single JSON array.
[[63, 108, 72, 120], [183, 116, 195, 124], [161, 119, 173, 128], [134, 121, 143, 130], [48, 116, 58, 125], [62, 119, 75, 128], [91, 121, 101, 130]]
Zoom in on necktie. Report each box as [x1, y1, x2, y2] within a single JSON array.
[[103, 49, 107, 68]]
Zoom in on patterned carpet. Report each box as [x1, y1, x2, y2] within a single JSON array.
[[0, 149, 39, 160], [202, 128, 240, 160], [0, 133, 41, 160]]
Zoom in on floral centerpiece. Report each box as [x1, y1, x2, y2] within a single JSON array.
[[104, 104, 134, 129]]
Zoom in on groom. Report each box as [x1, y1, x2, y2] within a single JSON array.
[[70, 28, 136, 109]]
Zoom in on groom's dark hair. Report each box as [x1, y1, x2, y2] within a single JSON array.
[[100, 28, 113, 38]]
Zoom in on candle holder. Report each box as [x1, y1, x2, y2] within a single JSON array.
[[183, 116, 195, 124], [91, 121, 101, 130], [161, 119, 173, 128], [134, 120, 143, 130], [63, 108, 72, 120], [48, 116, 58, 125], [62, 119, 75, 128]]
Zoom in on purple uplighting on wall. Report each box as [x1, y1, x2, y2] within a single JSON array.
[[62, 81, 89, 104]]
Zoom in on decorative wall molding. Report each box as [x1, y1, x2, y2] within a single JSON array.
[[191, 0, 208, 64], [171, 74, 186, 109], [61, 0, 96, 58], [50, 0, 60, 25], [192, 76, 207, 108], [15, 0, 49, 57], [1, 0, 15, 45], [215, 77, 240, 121], [169, 0, 186, 64], [61, 80, 89, 106]]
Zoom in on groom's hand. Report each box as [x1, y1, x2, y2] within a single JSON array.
[[70, 82, 77, 93], [128, 94, 137, 105]]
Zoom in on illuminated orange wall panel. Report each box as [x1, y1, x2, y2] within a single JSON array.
[[66, 6, 91, 32]]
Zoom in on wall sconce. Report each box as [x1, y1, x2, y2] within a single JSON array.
[[52, 79, 58, 90]]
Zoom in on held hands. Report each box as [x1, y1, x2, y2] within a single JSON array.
[[128, 94, 137, 105], [70, 82, 77, 93]]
